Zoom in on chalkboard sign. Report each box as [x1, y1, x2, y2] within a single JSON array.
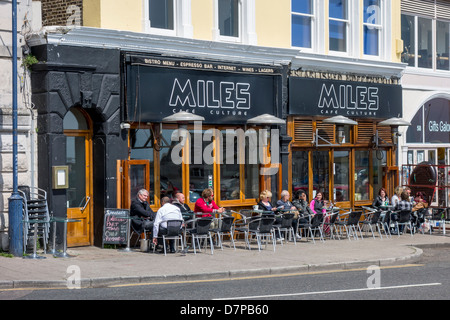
[[102, 208, 130, 247]]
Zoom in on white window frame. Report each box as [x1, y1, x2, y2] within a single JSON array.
[[362, 0, 384, 58], [213, 0, 257, 45], [291, 0, 316, 52], [328, 0, 351, 56], [143, 0, 193, 38]]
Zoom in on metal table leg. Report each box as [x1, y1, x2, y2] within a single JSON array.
[[53, 220, 74, 258], [24, 223, 45, 259]]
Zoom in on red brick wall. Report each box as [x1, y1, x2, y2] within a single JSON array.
[[39, 0, 83, 26]]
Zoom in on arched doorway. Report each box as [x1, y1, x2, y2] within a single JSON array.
[[63, 107, 93, 247]]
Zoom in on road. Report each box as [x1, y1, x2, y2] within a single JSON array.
[[1, 247, 449, 305]]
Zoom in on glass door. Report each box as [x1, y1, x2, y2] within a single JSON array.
[[313, 150, 330, 201], [333, 150, 350, 205]]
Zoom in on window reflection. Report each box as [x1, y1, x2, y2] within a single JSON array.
[[355, 150, 370, 201], [160, 128, 183, 200]]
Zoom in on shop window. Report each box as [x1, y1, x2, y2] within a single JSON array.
[[291, 0, 314, 48], [160, 128, 183, 200], [372, 149, 386, 198], [188, 128, 215, 201], [219, 129, 259, 201], [329, 0, 349, 53], [355, 150, 370, 201], [313, 150, 330, 200], [292, 150, 309, 196], [333, 150, 350, 202], [363, 0, 382, 56], [129, 128, 155, 204]]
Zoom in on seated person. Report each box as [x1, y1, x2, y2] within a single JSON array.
[[130, 189, 156, 236], [172, 192, 191, 213], [412, 192, 428, 230], [392, 190, 413, 234], [257, 190, 277, 212], [276, 190, 296, 211], [152, 197, 184, 253], [292, 190, 313, 224], [194, 188, 225, 218], [372, 188, 390, 208]]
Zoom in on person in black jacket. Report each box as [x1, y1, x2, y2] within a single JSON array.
[[130, 189, 156, 236]]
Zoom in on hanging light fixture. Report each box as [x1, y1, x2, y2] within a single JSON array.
[[322, 115, 358, 145], [246, 114, 286, 126], [377, 117, 411, 146]]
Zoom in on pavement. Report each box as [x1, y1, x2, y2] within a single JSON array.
[[1, 231, 449, 290]]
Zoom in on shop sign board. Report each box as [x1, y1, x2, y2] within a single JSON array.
[[288, 77, 402, 119], [124, 55, 282, 125]]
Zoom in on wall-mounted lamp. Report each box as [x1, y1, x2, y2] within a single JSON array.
[[162, 111, 205, 147], [314, 115, 358, 146], [376, 117, 411, 147], [162, 111, 205, 123], [120, 122, 131, 130], [247, 114, 285, 146], [246, 114, 286, 126]]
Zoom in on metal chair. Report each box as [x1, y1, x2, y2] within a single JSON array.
[[186, 217, 214, 254], [298, 213, 325, 244], [245, 217, 276, 251], [155, 219, 184, 255], [394, 210, 413, 237], [323, 208, 341, 240], [360, 207, 387, 239], [335, 211, 363, 241], [210, 215, 236, 250], [274, 213, 296, 245], [18, 186, 50, 255]]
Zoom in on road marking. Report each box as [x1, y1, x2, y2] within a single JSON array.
[[109, 264, 424, 288], [0, 264, 426, 291], [214, 283, 442, 300]]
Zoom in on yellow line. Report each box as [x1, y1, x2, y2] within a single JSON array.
[[0, 264, 424, 292]]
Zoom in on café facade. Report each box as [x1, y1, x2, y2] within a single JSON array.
[[28, 27, 295, 248], [28, 27, 405, 248], [286, 58, 405, 210]]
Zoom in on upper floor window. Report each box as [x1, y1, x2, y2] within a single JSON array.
[[145, 0, 193, 37], [149, 0, 174, 30], [437, 20, 450, 71], [363, 0, 382, 56], [291, 0, 314, 49], [401, 13, 446, 70], [329, 0, 349, 53], [218, 0, 241, 39], [149, 0, 175, 33]]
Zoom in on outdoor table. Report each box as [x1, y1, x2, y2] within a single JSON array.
[[50, 216, 81, 258], [23, 218, 50, 259]]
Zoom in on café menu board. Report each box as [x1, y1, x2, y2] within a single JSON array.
[[102, 208, 130, 246]]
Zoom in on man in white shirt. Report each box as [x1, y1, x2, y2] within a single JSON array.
[[152, 197, 184, 253]]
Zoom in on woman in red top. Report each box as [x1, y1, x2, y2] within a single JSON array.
[[194, 188, 225, 217]]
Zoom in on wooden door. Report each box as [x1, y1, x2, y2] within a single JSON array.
[[65, 132, 93, 247]]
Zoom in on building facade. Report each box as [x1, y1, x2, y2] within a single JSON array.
[[24, 0, 405, 248], [0, 0, 42, 250], [398, 0, 450, 208]]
